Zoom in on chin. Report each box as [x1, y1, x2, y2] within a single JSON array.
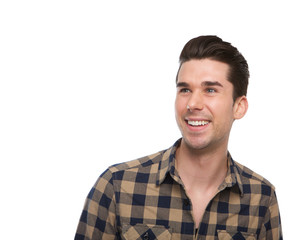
[[182, 137, 210, 150]]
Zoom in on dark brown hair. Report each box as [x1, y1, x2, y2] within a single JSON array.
[[176, 35, 249, 101]]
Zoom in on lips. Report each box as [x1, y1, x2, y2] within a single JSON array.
[[187, 120, 209, 126], [184, 116, 211, 131]]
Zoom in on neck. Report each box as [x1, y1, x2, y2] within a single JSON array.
[[176, 139, 228, 189]]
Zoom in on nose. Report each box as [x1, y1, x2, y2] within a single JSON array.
[[187, 90, 204, 111]]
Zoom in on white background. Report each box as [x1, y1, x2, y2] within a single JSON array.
[[1, 0, 305, 239]]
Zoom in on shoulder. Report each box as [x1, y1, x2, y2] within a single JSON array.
[[107, 139, 180, 175], [107, 150, 165, 173], [95, 149, 167, 185], [233, 160, 276, 195]]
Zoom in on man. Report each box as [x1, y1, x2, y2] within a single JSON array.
[[75, 36, 282, 239]]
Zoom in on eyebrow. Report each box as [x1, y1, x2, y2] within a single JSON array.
[[176, 81, 223, 88], [176, 82, 189, 88], [201, 81, 224, 88]]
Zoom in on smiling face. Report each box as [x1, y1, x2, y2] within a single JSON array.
[[175, 59, 248, 152]]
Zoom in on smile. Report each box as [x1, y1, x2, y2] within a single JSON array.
[[187, 120, 209, 126]]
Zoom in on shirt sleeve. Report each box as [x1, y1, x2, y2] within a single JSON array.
[[259, 189, 283, 240], [75, 168, 118, 240]]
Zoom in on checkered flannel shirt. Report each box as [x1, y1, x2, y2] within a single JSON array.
[[75, 139, 282, 240]]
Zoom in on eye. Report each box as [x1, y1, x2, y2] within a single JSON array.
[[179, 88, 191, 93], [206, 88, 216, 93]]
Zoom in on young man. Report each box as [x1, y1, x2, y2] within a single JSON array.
[[75, 36, 282, 239]]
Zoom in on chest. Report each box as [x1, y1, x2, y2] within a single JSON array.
[[186, 188, 217, 228], [115, 177, 262, 239]]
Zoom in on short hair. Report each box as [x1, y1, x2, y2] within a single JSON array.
[[176, 35, 249, 101]]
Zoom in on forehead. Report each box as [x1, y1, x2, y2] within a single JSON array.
[[177, 59, 231, 86]]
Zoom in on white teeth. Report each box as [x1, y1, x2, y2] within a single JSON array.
[[188, 120, 209, 126]]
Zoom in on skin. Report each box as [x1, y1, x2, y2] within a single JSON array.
[[174, 59, 248, 228]]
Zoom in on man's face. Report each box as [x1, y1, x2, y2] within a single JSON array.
[[175, 59, 246, 152]]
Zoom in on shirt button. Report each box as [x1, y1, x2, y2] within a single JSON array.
[[143, 232, 149, 240]]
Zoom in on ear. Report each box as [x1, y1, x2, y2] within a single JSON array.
[[233, 96, 248, 120]]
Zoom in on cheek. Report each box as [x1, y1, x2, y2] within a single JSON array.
[[175, 97, 186, 114], [209, 100, 234, 121]]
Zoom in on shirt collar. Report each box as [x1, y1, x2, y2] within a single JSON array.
[[156, 139, 244, 197], [222, 153, 244, 197], [155, 139, 180, 185]]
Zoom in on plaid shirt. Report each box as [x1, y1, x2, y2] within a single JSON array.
[[75, 139, 282, 240]]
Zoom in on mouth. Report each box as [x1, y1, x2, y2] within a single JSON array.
[[187, 120, 209, 126]]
